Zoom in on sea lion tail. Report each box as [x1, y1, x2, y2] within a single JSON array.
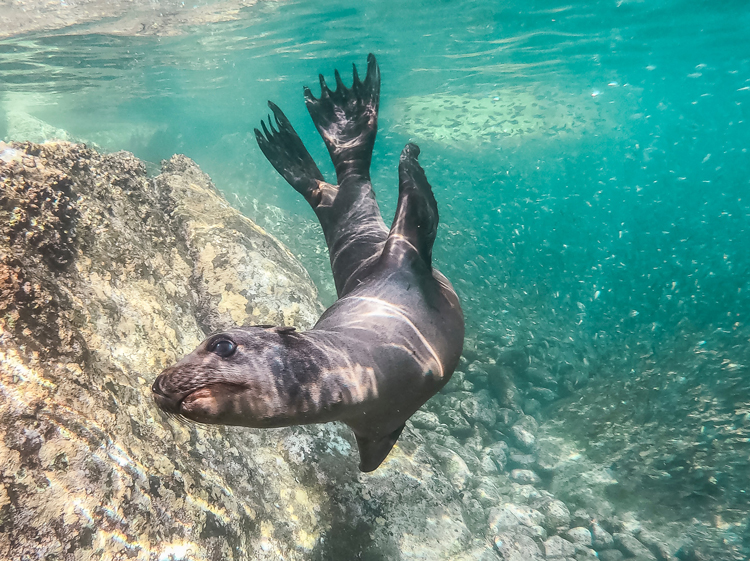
[[383, 143, 438, 268], [255, 101, 328, 208], [304, 54, 380, 182]]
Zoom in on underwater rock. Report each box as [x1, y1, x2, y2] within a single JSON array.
[[510, 415, 538, 451], [445, 369, 467, 391], [156, 153, 322, 331], [613, 532, 657, 560], [491, 530, 545, 561], [592, 522, 615, 550], [488, 503, 545, 533], [523, 365, 558, 390], [506, 480, 545, 505], [565, 526, 593, 547], [441, 408, 474, 437], [525, 523, 549, 542], [540, 499, 572, 534], [508, 450, 536, 469], [460, 389, 497, 428], [598, 550, 625, 561], [637, 529, 678, 560], [0, 141, 483, 560], [473, 477, 503, 507], [478, 452, 499, 475], [486, 441, 509, 472], [421, 443, 472, 491], [571, 508, 593, 528], [3, 113, 75, 145], [496, 407, 519, 427], [465, 361, 489, 386], [0, 141, 322, 560], [544, 534, 577, 558], [523, 397, 543, 417], [575, 548, 600, 561], [535, 445, 562, 475], [527, 385, 558, 403], [409, 409, 442, 431], [488, 370, 522, 410], [437, 435, 483, 474], [510, 468, 541, 485]]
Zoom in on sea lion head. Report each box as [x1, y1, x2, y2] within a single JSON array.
[[152, 325, 298, 426]]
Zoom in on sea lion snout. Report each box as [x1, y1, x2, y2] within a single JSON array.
[[153, 369, 248, 423], [152, 358, 216, 414], [151, 373, 182, 414]]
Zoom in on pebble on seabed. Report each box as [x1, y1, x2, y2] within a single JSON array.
[[543, 534, 576, 558], [510, 468, 542, 485], [565, 526, 593, 546], [541, 499, 572, 533], [592, 522, 615, 550]]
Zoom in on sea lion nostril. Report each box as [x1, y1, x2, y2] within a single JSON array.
[[152, 376, 167, 396], [151, 376, 183, 415]]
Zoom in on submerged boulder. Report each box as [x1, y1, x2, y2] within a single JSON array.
[[0, 142, 475, 560]]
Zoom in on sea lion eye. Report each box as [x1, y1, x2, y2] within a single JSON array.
[[210, 339, 236, 358]]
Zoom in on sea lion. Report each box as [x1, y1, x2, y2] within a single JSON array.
[[152, 54, 464, 471]]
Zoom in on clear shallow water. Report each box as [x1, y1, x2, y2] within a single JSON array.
[[2, 0, 749, 555]]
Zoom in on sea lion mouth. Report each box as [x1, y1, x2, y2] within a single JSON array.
[[178, 383, 245, 424], [152, 373, 246, 424]]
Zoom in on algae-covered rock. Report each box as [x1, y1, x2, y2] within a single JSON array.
[[491, 530, 545, 561], [0, 141, 479, 560]]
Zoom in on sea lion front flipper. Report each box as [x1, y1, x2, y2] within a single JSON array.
[[304, 54, 380, 182], [354, 423, 405, 472], [254, 101, 332, 209], [382, 143, 438, 269]]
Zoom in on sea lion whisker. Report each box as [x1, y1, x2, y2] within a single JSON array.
[[164, 410, 191, 427]]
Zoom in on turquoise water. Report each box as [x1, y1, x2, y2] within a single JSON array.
[[2, 0, 749, 556]]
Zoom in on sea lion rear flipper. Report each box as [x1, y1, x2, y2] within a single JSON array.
[[254, 101, 329, 208], [354, 423, 405, 472], [383, 143, 438, 269], [304, 54, 380, 181]]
